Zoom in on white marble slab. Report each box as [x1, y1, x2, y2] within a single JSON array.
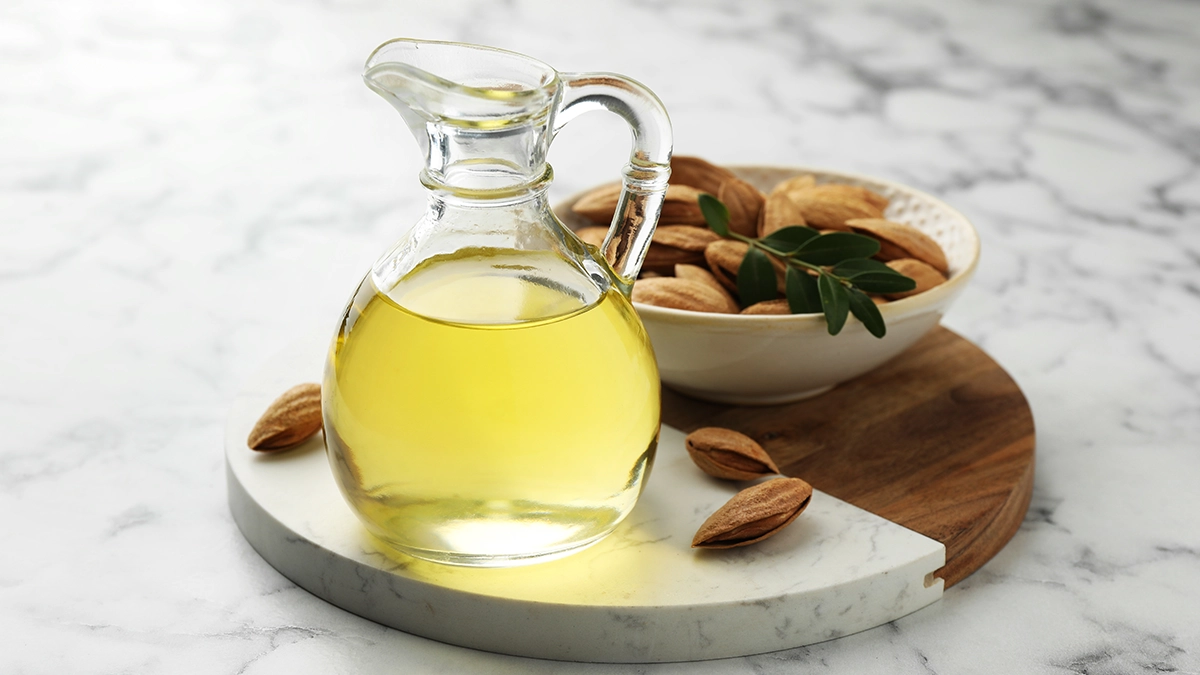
[[225, 341, 943, 662]]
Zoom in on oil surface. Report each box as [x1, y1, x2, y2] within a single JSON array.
[[323, 248, 660, 566]]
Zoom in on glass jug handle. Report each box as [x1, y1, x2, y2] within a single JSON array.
[[555, 73, 673, 286]]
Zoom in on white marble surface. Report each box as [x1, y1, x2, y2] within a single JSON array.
[[225, 339, 943, 661], [2, 0, 1199, 673]]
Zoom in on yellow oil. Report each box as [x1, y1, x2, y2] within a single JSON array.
[[323, 247, 660, 566]]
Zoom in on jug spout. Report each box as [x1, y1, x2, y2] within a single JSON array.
[[363, 39, 560, 194]]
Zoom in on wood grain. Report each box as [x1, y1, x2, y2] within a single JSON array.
[[662, 327, 1035, 587]]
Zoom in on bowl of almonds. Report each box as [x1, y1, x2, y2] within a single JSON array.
[[560, 156, 980, 405]]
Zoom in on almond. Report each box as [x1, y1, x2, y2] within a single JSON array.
[[652, 225, 721, 251], [759, 190, 807, 238], [741, 299, 791, 315], [844, 218, 949, 274], [685, 427, 780, 480], [631, 276, 737, 313], [692, 477, 813, 549], [572, 183, 705, 226], [571, 183, 623, 223], [786, 188, 884, 231], [717, 177, 765, 237], [770, 174, 816, 195], [787, 184, 889, 212], [248, 383, 323, 451], [703, 239, 786, 294], [642, 241, 704, 274], [884, 258, 947, 299], [574, 226, 608, 248], [669, 155, 738, 194], [675, 264, 738, 312]]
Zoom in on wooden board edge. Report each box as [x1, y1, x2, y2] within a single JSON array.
[[936, 444, 1035, 587]]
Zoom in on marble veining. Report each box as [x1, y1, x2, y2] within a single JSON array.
[[2, 0, 1199, 672]]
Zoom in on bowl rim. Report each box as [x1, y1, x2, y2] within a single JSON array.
[[560, 163, 981, 327]]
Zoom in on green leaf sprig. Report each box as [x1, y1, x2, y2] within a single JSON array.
[[697, 193, 916, 338]]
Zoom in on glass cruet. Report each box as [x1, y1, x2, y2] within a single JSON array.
[[321, 38, 673, 567]]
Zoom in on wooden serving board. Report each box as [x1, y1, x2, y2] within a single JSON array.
[[660, 326, 1036, 587]]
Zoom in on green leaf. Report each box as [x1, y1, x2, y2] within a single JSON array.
[[785, 266, 822, 314], [794, 232, 881, 266], [848, 272, 917, 294], [737, 247, 778, 308], [759, 226, 820, 254], [832, 258, 894, 278], [818, 272, 850, 335], [847, 288, 886, 338], [698, 193, 730, 237]]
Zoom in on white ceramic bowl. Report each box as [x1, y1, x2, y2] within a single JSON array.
[[561, 166, 980, 405]]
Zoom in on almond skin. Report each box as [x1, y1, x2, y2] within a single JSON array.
[[717, 177, 766, 237], [786, 187, 884, 231], [692, 477, 813, 549], [788, 184, 889, 212], [632, 276, 737, 313], [685, 427, 780, 480], [669, 155, 738, 194], [741, 299, 791, 315], [248, 383, 323, 451], [759, 190, 807, 238], [642, 242, 704, 274], [572, 183, 705, 226], [675, 264, 739, 312], [844, 218, 949, 274], [574, 226, 608, 248], [703, 239, 786, 294], [652, 225, 722, 251], [770, 174, 816, 196], [884, 258, 947, 299], [571, 183, 623, 223]]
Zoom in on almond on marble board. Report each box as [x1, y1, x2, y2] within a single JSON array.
[[685, 427, 780, 481], [248, 383, 323, 451], [844, 218, 949, 274], [741, 299, 791, 315], [669, 155, 738, 195], [652, 225, 722, 251], [675, 264, 738, 312], [631, 276, 737, 313], [717, 177, 765, 237], [692, 477, 813, 549], [883, 258, 947, 299]]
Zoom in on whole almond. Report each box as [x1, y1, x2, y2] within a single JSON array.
[[786, 188, 883, 231], [787, 184, 889, 212], [759, 190, 807, 238], [704, 239, 751, 292], [717, 177, 766, 237], [669, 155, 738, 194], [632, 276, 737, 313], [844, 218, 949, 274], [653, 225, 721, 251], [574, 226, 608, 248], [248, 383, 323, 451], [571, 183, 623, 223], [741, 299, 791, 315], [658, 184, 707, 226], [703, 239, 786, 293], [675, 264, 738, 312], [686, 427, 780, 480], [642, 242, 704, 274], [692, 477, 813, 549], [884, 258, 947, 299], [771, 174, 817, 196]]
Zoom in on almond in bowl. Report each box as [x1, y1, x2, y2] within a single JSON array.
[[557, 157, 980, 405]]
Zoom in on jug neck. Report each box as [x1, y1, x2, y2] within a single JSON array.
[[418, 114, 556, 198]]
